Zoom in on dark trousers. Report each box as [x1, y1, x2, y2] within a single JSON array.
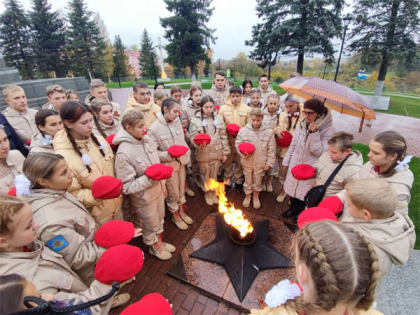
[[290, 197, 306, 216]]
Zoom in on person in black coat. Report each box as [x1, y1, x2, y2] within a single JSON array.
[[0, 113, 28, 156]]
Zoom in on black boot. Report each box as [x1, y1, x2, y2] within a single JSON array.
[[282, 197, 306, 218]]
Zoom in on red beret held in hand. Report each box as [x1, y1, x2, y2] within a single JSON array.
[[92, 176, 122, 199], [121, 293, 172, 315], [168, 145, 189, 158], [276, 130, 293, 147], [226, 123, 241, 136], [7, 186, 16, 196], [94, 220, 135, 248], [94, 244, 144, 285], [318, 196, 344, 215], [145, 163, 174, 181], [106, 134, 116, 149], [194, 133, 211, 146], [291, 164, 316, 180], [238, 142, 256, 155], [297, 207, 338, 229]]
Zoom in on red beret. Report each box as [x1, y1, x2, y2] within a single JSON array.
[[291, 164, 316, 180], [145, 163, 174, 180], [238, 142, 256, 155], [92, 176, 122, 199], [297, 207, 338, 229], [94, 244, 144, 285], [226, 123, 241, 136], [168, 145, 189, 158], [276, 130, 293, 147], [318, 196, 343, 215], [121, 293, 172, 315], [106, 134, 116, 149], [194, 133, 211, 146], [7, 186, 16, 196], [94, 220, 135, 248]]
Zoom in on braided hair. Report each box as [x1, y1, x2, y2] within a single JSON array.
[[283, 220, 380, 314], [60, 101, 105, 172], [285, 94, 301, 131], [90, 98, 113, 139], [198, 95, 215, 134]]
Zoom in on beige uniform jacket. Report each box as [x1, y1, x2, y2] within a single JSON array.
[[0, 240, 112, 315], [114, 129, 164, 204], [148, 112, 191, 168], [342, 212, 416, 278], [257, 85, 274, 103], [29, 132, 54, 154], [181, 101, 200, 130], [0, 150, 25, 195], [235, 123, 276, 170], [219, 101, 251, 145], [53, 129, 122, 225], [206, 86, 230, 106], [262, 107, 280, 129], [25, 189, 104, 284], [274, 105, 304, 158], [2, 106, 38, 143], [314, 150, 363, 197], [125, 93, 160, 128], [189, 112, 230, 163], [93, 118, 121, 138]]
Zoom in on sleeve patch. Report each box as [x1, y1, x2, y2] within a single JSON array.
[[46, 235, 69, 252]]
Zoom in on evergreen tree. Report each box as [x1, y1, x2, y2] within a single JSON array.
[[30, 0, 67, 77], [138, 29, 159, 82], [160, 0, 216, 79], [0, 0, 35, 79], [66, 0, 107, 79], [349, 0, 420, 95], [246, 0, 344, 75], [112, 35, 129, 86]]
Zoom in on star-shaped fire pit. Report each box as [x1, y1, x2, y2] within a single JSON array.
[[190, 215, 290, 301]]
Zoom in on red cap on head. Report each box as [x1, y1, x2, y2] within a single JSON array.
[[168, 145, 189, 158], [91, 176, 122, 199], [238, 142, 256, 155], [194, 133, 211, 146], [94, 220, 135, 248], [276, 130, 293, 147], [121, 293, 172, 315], [297, 207, 338, 229], [226, 123, 241, 136], [318, 196, 344, 215], [291, 164, 316, 180], [145, 163, 174, 180], [94, 244, 144, 285], [106, 134, 116, 149], [7, 186, 16, 196]]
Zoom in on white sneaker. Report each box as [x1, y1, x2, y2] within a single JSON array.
[[185, 185, 195, 197], [276, 191, 286, 203], [243, 195, 251, 208]]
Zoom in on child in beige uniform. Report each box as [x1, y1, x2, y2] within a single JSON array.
[[0, 127, 25, 195], [29, 109, 63, 155], [251, 220, 383, 315], [236, 108, 276, 209], [219, 86, 251, 188], [190, 96, 230, 205], [90, 98, 121, 138], [148, 98, 193, 231], [248, 89, 263, 109], [114, 110, 175, 260]]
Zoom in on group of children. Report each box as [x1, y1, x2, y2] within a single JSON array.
[[0, 71, 416, 314]]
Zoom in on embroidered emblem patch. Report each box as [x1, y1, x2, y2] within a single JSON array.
[[46, 235, 69, 252]]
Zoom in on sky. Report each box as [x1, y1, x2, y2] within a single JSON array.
[[0, 0, 261, 60]]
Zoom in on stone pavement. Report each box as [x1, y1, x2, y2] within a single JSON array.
[[110, 88, 420, 157]]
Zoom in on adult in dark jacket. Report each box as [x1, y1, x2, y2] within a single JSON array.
[[0, 113, 28, 156]]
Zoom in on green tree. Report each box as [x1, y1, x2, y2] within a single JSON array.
[[112, 35, 129, 87], [66, 0, 107, 79], [160, 0, 216, 80], [349, 0, 420, 95], [30, 0, 67, 77], [138, 29, 159, 82], [0, 0, 35, 79], [246, 0, 344, 75]]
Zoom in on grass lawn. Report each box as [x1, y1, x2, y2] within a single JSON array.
[[353, 143, 420, 249]]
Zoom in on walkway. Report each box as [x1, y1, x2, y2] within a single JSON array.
[[111, 88, 420, 157]]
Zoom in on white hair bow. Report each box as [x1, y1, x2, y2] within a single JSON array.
[[99, 141, 107, 151], [277, 108, 283, 115], [395, 155, 413, 172], [287, 111, 300, 117], [40, 134, 52, 146], [82, 154, 93, 166], [202, 120, 208, 127], [15, 174, 32, 196], [264, 279, 302, 307], [213, 120, 218, 127]]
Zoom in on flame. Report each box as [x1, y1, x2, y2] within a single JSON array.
[[205, 179, 254, 238]]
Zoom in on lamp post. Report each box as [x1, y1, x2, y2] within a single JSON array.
[[334, 16, 352, 82], [112, 52, 121, 88]]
